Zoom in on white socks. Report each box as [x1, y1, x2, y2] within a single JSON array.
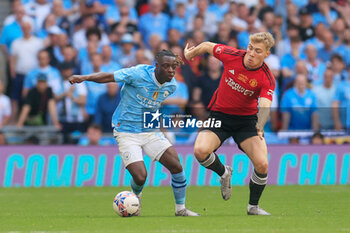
[[175, 204, 185, 212]]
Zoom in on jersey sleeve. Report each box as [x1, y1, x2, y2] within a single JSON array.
[[259, 69, 276, 101], [113, 66, 139, 84], [213, 44, 240, 63]]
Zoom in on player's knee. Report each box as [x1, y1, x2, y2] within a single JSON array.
[[168, 162, 183, 174], [133, 172, 147, 185], [255, 161, 269, 174], [194, 145, 212, 161]]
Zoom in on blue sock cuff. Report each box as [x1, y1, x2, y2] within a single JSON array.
[[131, 179, 144, 195], [171, 171, 186, 182]]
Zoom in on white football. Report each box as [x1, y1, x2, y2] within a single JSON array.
[[113, 191, 140, 217]]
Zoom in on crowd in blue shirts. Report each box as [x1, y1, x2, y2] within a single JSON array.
[[1, 0, 350, 145]]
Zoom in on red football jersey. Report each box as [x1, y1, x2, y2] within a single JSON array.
[[208, 44, 275, 115]]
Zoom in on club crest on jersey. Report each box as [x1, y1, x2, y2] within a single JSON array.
[[152, 91, 159, 100], [215, 46, 223, 54], [249, 79, 258, 87], [163, 91, 169, 97]]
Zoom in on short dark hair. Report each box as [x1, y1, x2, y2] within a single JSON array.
[[86, 27, 101, 41], [155, 49, 184, 65]]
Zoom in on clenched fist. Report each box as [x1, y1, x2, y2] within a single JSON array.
[[69, 75, 86, 84]]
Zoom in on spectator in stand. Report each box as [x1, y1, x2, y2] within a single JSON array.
[[94, 82, 121, 132], [56, 62, 87, 143], [170, 2, 187, 36], [280, 36, 304, 90], [101, 45, 122, 73], [208, 0, 229, 22], [334, 28, 350, 67], [72, 14, 109, 51], [304, 23, 326, 50], [9, 19, 44, 123], [105, 0, 138, 25], [23, 49, 63, 98], [331, 18, 346, 46], [286, 1, 300, 27], [281, 74, 318, 131], [117, 34, 136, 68], [298, 7, 315, 42], [330, 54, 347, 85], [304, 44, 327, 85], [135, 48, 154, 65], [317, 30, 336, 63], [211, 21, 234, 45], [187, 0, 218, 38], [84, 53, 107, 123], [0, 81, 11, 129], [45, 26, 68, 68], [232, 3, 258, 32], [61, 45, 78, 73], [24, 0, 52, 33], [311, 132, 325, 145], [0, 4, 32, 58], [36, 14, 57, 39], [237, 14, 261, 50], [332, 69, 350, 130], [313, 68, 336, 130], [276, 24, 300, 58], [3, 0, 26, 26], [312, 0, 338, 28], [16, 73, 60, 129], [192, 56, 221, 108], [167, 29, 182, 47], [78, 123, 106, 146], [138, 0, 170, 47]]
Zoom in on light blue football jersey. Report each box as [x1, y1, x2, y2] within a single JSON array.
[[112, 64, 177, 133]]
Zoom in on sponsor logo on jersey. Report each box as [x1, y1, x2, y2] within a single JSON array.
[[229, 69, 235, 75], [152, 91, 159, 100], [249, 79, 258, 87], [238, 73, 248, 83], [225, 77, 255, 96], [267, 89, 274, 96], [143, 87, 148, 93], [136, 94, 161, 108], [215, 46, 223, 54]]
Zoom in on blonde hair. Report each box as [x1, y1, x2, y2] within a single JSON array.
[[249, 32, 275, 52]]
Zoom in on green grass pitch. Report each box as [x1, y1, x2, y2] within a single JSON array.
[[0, 185, 349, 233]]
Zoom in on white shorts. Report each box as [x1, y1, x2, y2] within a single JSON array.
[[113, 130, 173, 167]]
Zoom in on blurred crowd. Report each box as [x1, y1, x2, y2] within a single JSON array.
[[1, 0, 350, 145]]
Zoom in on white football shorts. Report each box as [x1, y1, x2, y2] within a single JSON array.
[[113, 130, 172, 167]]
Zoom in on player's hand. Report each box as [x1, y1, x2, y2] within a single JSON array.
[[256, 124, 264, 140], [184, 43, 195, 61], [69, 75, 85, 84]]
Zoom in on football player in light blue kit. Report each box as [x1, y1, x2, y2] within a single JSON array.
[[69, 50, 199, 217]]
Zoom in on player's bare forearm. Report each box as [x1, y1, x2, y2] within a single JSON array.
[[256, 98, 272, 131], [184, 42, 216, 61], [69, 72, 114, 84]]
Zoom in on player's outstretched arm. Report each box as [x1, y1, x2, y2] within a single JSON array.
[[69, 72, 114, 84], [256, 97, 272, 140], [184, 42, 216, 61]]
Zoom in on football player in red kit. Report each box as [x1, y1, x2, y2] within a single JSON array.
[[184, 32, 275, 215]]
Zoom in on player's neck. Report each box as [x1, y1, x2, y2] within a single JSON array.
[[155, 73, 166, 84]]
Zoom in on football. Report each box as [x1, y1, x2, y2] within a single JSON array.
[[113, 191, 140, 217]]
